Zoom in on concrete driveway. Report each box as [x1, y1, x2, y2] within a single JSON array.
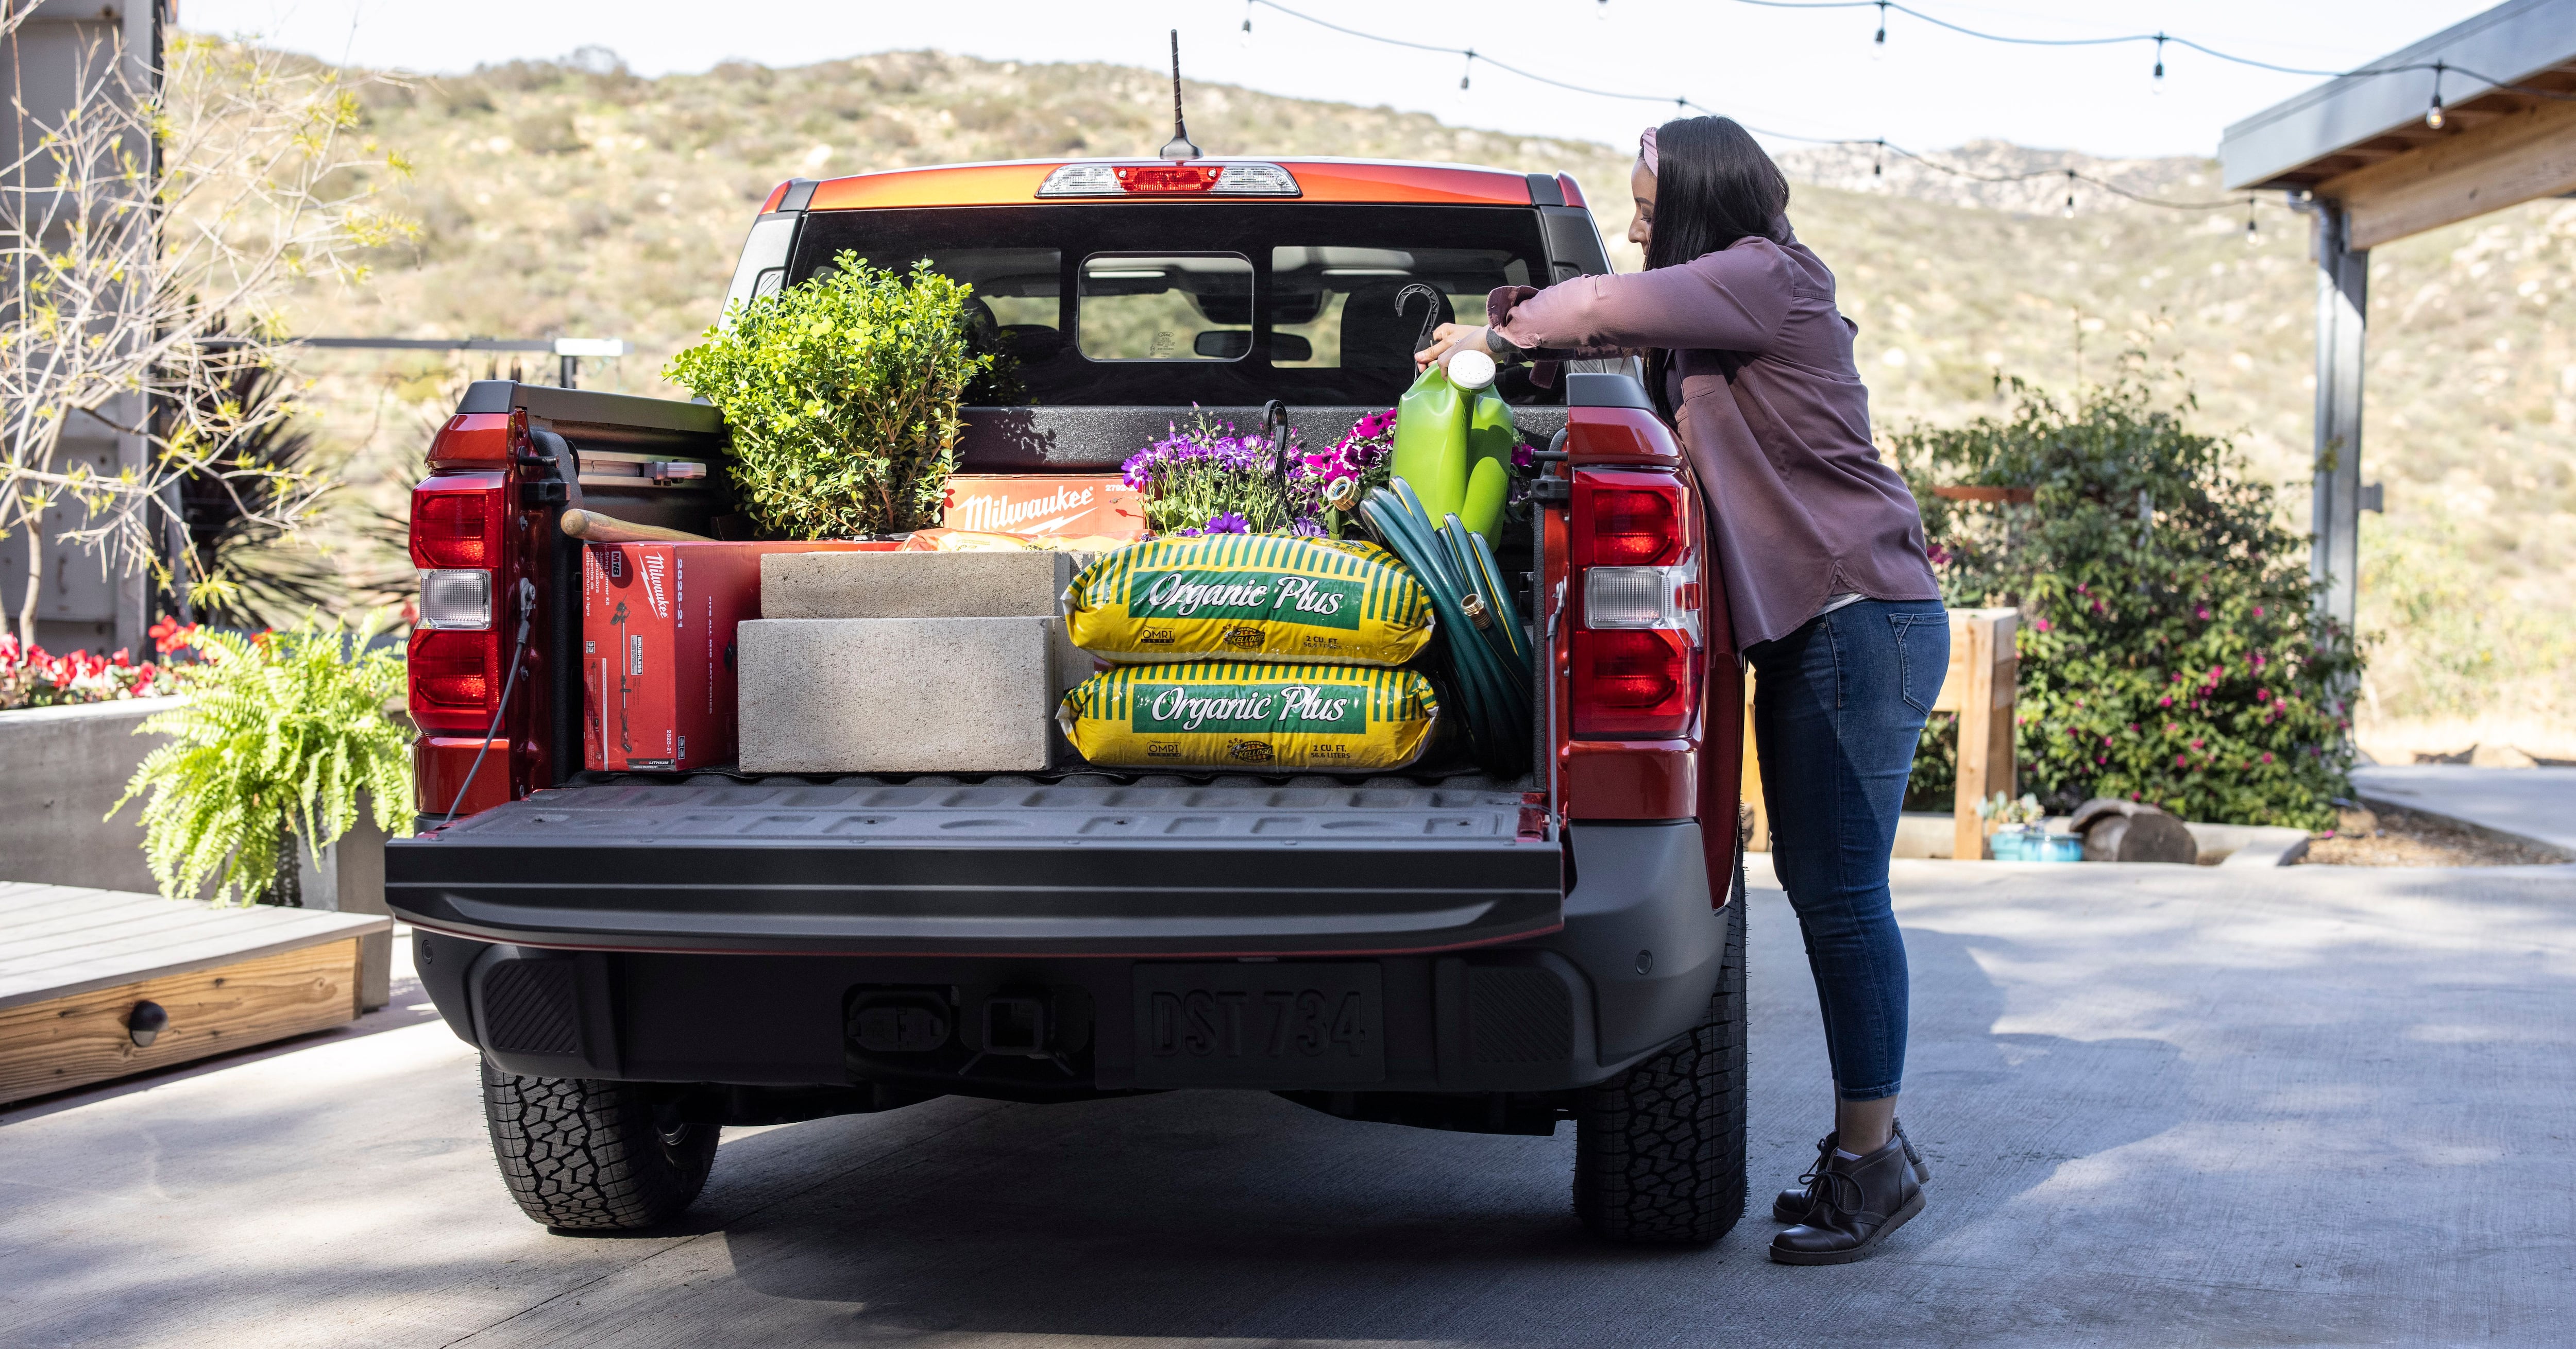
[[5, 858, 2573, 1348]]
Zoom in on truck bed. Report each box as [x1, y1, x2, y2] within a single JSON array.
[[387, 772, 1562, 958]]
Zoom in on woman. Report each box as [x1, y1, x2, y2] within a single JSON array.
[[1418, 116, 1946, 1265]]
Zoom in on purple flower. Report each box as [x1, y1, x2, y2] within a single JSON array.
[[1201, 511, 1250, 535], [1511, 442, 1534, 469]]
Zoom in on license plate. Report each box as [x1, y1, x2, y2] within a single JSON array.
[[1132, 964, 1385, 1088]]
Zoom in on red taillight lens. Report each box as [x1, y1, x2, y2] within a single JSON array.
[[411, 476, 502, 568], [1583, 485, 1684, 566], [1572, 629, 1697, 738], [409, 629, 500, 731]]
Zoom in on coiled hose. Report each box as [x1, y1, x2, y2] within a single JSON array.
[[1358, 482, 1533, 778]]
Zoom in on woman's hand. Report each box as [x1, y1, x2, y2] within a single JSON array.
[[1414, 323, 1492, 371]]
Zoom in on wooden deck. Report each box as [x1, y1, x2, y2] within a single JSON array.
[[0, 882, 393, 1104]]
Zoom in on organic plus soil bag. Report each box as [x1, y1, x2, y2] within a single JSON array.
[[1056, 663, 1440, 772], [1062, 535, 1433, 666]]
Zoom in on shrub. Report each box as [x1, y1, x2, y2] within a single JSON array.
[[1891, 371, 2360, 829], [112, 613, 413, 906], [666, 250, 990, 539]]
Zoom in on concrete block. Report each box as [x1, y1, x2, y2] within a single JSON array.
[[761, 550, 1072, 620], [737, 617, 1087, 773]]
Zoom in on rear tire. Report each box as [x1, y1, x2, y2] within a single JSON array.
[[1572, 858, 1749, 1244], [480, 1060, 718, 1230]]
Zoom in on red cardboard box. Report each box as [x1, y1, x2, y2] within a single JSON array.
[[941, 475, 1146, 539], [582, 541, 885, 772]]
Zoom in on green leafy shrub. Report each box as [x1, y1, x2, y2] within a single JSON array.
[[666, 250, 990, 538], [112, 614, 413, 906], [1892, 372, 2360, 829]]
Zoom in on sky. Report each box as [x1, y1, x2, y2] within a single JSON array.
[[182, 0, 2502, 162]]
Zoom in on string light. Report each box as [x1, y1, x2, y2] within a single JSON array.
[[1459, 49, 1474, 97], [1597, 0, 1610, 20], [1236, 1, 2316, 230], [2151, 33, 2166, 94], [1871, 1, 1887, 58], [2425, 61, 2447, 129], [2244, 196, 2259, 247], [1240, 0, 1253, 48]]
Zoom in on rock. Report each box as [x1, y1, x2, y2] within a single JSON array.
[[2069, 798, 2201, 865], [2469, 743, 2538, 770]]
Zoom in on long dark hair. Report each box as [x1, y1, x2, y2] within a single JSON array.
[[1643, 115, 1791, 271], [1642, 116, 1792, 417]]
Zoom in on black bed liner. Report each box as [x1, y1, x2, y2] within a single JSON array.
[[386, 774, 1563, 958]]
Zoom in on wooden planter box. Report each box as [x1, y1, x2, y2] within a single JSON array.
[[0, 883, 389, 1105]]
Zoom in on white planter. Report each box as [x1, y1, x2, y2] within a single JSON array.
[[0, 696, 180, 894]]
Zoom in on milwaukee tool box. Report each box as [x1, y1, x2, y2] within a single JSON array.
[[581, 541, 879, 772]]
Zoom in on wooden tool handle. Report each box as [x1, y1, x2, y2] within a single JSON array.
[[559, 509, 711, 544]]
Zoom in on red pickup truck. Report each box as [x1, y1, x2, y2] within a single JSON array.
[[390, 155, 1748, 1244]]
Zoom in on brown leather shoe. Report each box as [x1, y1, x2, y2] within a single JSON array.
[[1772, 1132, 1836, 1222], [1769, 1133, 1926, 1264], [1772, 1121, 1927, 1223]]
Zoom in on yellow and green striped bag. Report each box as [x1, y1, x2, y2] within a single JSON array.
[[1062, 535, 1434, 666], [1056, 662, 1440, 772]]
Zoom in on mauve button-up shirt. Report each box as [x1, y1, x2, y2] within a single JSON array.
[[1488, 230, 1940, 650]]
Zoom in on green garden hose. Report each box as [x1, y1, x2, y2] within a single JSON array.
[[1359, 483, 1532, 778]]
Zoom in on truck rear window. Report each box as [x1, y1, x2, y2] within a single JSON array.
[[788, 204, 1564, 407]]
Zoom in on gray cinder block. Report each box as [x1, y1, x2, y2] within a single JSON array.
[[737, 617, 1088, 773], [761, 550, 1073, 619]]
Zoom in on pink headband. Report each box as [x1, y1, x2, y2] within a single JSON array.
[[1639, 127, 1657, 175]]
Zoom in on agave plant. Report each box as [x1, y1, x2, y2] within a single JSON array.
[[171, 361, 414, 629], [111, 612, 413, 906]]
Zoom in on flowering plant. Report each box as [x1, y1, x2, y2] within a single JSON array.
[[1286, 407, 1399, 539], [0, 617, 197, 710], [1121, 408, 1310, 536], [1892, 368, 2358, 829]]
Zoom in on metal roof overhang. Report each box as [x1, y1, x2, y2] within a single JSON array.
[[2219, 0, 2576, 250]]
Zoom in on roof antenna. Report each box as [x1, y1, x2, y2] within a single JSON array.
[[1159, 29, 1201, 161]]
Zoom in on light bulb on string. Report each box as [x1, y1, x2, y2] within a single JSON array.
[[1458, 50, 1473, 100], [1240, 0, 1252, 48], [2063, 170, 2076, 220], [2425, 62, 2447, 129], [2151, 35, 2166, 94], [1871, 1, 1887, 59], [2244, 197, 2259, 248]]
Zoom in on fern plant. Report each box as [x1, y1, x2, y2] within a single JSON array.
[[112, 612, 414, 906]]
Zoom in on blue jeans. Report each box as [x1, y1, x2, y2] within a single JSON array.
[[1747, 599, 1947, 1103]]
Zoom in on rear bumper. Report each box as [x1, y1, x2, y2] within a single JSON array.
[[414, 820, 1723, 1098], [386, 777, 1563, 957]]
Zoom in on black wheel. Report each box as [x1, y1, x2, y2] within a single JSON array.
[[1572, 855, 1749, 1244], [480, 1060, 718, 1231]]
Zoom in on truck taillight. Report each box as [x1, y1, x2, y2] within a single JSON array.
[[411, 477, 501, 569], [408, 473, 507, 731], [409, 629, 500, 730], [1570, 469, 1701, 740]]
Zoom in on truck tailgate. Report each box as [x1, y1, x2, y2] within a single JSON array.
[[386, 776, 1561, 957]]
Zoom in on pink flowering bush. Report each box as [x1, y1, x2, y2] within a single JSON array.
[[0, 617, 198, 711], [1891, 370, 2359, 829]]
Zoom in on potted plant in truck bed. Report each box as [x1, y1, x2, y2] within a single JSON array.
[[666, 249, 992, 539]]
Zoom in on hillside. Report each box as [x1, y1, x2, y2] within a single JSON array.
[[280, 48, 2576, 755]]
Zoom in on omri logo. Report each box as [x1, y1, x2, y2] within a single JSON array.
[[640, 552, 669, 619]]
